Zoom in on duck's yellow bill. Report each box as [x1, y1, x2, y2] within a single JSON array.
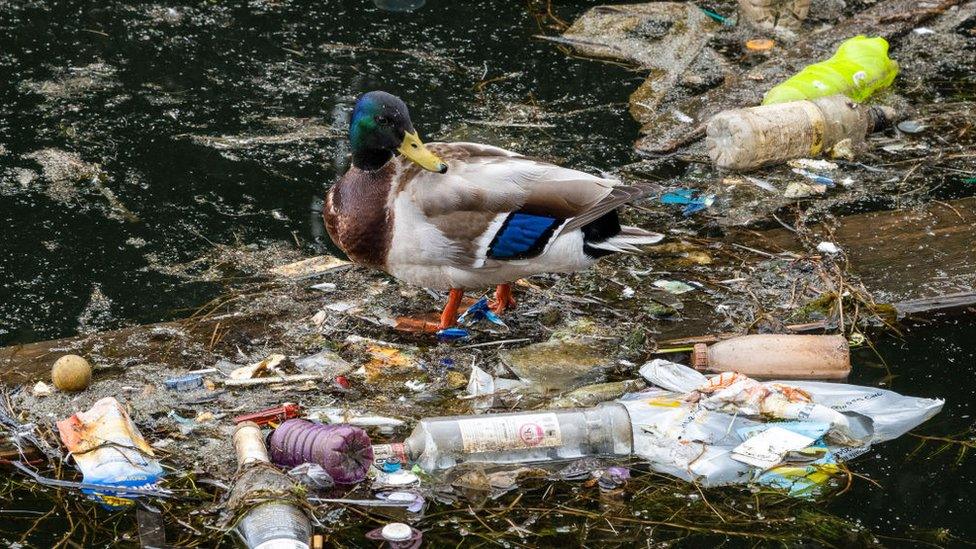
[[399, 131, 448, 173]]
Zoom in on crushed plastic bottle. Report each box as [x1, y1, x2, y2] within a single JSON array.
[[229, 422, 312, 549], [763, 36, 899, 105], [268, 419, 374, 484], [372, 403, 633, 472], [706, 94, 896, 171]]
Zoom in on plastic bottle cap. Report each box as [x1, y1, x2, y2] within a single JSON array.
[[692, 343, 709, 370], [745, 38, 775, 52], [381, 522, 413, 542], [381, 458, 402, 473]]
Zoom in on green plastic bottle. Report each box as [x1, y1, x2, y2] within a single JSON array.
[[762, 36, 898, 105]]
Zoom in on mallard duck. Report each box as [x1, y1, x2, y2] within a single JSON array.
[[324, 91, 662, 332]]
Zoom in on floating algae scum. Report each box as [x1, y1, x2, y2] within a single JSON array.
[[1, 0, 975, 547]]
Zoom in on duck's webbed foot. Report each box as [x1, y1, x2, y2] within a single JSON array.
[[490, 283, 516, 315]]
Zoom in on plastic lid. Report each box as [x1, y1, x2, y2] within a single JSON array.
[[381, 523, 413, 542], [745, 38, 775, 52], [692, 344, 709, 370], [384, 491, 417, 503]]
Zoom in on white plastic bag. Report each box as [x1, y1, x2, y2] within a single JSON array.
[[639, 359, 706, 393], [624, 360, 944, 488]]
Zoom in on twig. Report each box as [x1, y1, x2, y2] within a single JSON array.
[[221, 374, 322, 387], [934, 200, 965, 221], [460, 338, 533, 349], [730, 243, 779, 259], [771, 212, 799, 234]]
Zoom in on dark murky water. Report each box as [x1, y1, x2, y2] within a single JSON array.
[[0, 0, 641, 345], [834, 318, 976, 547], [1, 0, 974, 547]]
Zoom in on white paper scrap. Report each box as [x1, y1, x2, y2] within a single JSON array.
[[730, 426, 816, 469]]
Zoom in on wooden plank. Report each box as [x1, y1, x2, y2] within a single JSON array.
[[894, 291, 976, 317], [269, 255, 351, 279]]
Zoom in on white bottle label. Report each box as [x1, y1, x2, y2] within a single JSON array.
[[457, 413, 562, 453]]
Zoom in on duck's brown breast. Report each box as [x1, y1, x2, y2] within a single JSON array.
[[323, 164, 394, 268]]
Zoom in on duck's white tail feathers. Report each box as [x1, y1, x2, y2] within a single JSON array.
[[585, 225, 664, 253]]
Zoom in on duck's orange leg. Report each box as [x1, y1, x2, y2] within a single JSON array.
[[491, 283, 516, 315], [439, 288, 465, 330]]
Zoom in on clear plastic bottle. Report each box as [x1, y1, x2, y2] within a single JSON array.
[[693, 334, 850, 379], [706, 94, 896, 171], [231, 422, 312, 549], [373, 403, 633, 472]]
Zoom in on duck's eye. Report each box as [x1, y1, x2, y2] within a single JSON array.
[[375, 116, 391, 126]]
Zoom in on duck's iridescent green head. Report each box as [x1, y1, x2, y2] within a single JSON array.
[[349, 91, 447, 173]]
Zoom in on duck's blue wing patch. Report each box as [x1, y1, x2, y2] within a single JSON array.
[[487, 212, 563, 260]]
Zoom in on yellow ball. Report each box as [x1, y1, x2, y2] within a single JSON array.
[[51, 355, 92, 392]]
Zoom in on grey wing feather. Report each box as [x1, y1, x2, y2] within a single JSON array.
[[560, 183, 659, 232]]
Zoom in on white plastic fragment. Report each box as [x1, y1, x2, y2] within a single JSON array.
[[374, 469, 420, 488], [310, 310, 328, 327], [730, 426, 816, 468], [229, 354, 287, 380], [896, 120, 927, 134], [287, 463, 334, 489], [672, 110, 694, 123], [652, 279, 696, 294], [308, 407, 405, 429], [639, 359, 707, 393], [788, 158, 838, 171], [310, 282, 337, 293], [294, 349, 353, 377], [466, 365, 529, 413], [816, 242, 841, 254], [405, 379, 427, 392], [32, 381, 53, 397], [745, 176, 777, 192]]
